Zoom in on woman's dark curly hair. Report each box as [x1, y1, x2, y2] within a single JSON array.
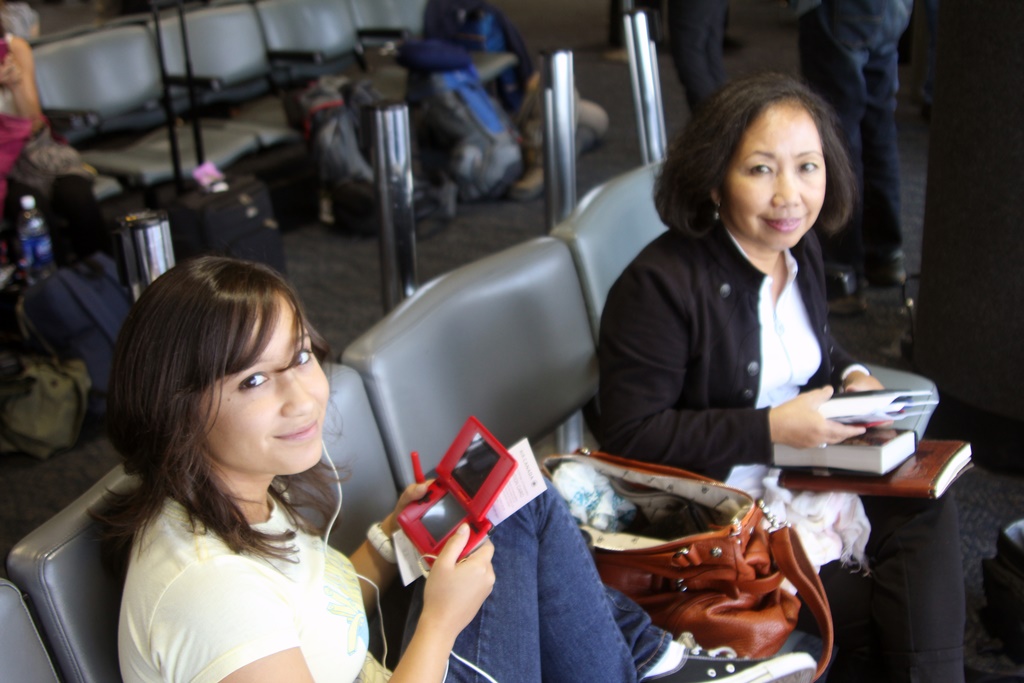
[[97, 256, 337, 579], [654, 71, 856, 238]]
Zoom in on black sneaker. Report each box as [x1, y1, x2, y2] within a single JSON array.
[[644, 632, 816, 683]]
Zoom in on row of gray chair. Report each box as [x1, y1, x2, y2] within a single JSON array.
[[3, 161, 937, 682], [33, 0, 516, 201]]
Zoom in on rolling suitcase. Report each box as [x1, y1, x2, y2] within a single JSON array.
[[150, 0, 287, 274]]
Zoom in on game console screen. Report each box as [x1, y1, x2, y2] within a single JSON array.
[[451, 435, 501, 497], [420, 491, 469, 541]]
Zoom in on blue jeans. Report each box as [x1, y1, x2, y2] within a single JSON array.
[[799, 0, 912, 274], [403, 486, 672, 682]]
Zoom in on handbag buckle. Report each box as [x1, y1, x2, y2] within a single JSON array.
[[757, 499, 788, 532]]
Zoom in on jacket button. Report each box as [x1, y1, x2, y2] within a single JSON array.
[[747, 361, 759, 376], [719, 283, 731, 298], [742, 388, 754, 400]]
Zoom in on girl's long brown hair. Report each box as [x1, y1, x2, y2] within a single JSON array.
[[97, 256, 338, 579]]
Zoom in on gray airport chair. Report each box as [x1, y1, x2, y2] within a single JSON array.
[[6, 466, 134, 683], [254, 0, 364, 88], [30, 20, 264, 193], [343, 236, 598, 488], [551, 163, 938, 440], [32, 23, 169, 146], [79, 120, 262, 191], [322, 364, 401, 554], [347, 0, 427, 38], [551, 162, 666, 341], [347, 0, 517, 87], [150, 2, 301, 148], [5, 363, 398, 683], [92, 174, 124, 202], [0, 578, 60, 683]]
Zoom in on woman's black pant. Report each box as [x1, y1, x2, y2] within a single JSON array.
[[800, 494, 965, 682]]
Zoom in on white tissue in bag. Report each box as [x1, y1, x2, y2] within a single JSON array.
[[551, 461, 636, 531]]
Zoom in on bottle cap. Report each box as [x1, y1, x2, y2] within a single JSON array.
[[20, 195, 36, 211]]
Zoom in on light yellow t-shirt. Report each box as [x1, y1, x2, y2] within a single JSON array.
[[119, 499, 390, 683]]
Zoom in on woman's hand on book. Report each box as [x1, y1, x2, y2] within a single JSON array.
[[841, 370, 886, 394], [770, 386, 866, 448]]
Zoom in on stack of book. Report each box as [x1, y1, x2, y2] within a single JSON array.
[[776, 439, 973, 499]]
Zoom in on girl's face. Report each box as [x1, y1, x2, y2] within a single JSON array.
[[714, 103, 827, 271], [204, 300, 329, 511]]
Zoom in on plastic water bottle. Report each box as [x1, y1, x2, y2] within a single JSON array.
[[16, 195, 56, 284]]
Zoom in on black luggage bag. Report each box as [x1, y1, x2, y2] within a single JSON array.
[[151, 0, 286, 274], [166, 176, 286, 274]]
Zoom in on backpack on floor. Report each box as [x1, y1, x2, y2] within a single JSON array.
[[400, 41, 523, 202], [0, 347, 90, 459], [424, 0, 535, 114], [298, 75, 378, 189], [293, 76, 387, 235], [452, 8, 525, 113], [19, 252, 133, 415]]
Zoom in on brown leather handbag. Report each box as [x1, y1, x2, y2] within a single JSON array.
[[544, 451, 833, 680]]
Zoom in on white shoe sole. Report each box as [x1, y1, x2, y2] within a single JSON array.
[[706, 652, 817, 683]]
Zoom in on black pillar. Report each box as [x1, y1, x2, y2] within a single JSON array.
[[913, 0, 1024, 471]]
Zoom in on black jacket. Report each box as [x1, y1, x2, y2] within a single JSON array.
[[597, 226, 856, 481]]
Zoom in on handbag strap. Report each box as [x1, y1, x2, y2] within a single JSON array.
[[769, 524, 834, 680]]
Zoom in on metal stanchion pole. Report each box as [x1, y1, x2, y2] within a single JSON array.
[[113, 209, 176, 301], [543, 50, 577, 231], [542, 49, 584, 454], [624, 9, 667, 164], [367, 101, 417, 314]]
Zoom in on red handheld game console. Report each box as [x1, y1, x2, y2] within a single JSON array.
[[397, 416, 518, 563]]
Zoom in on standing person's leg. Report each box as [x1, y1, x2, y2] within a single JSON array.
[[859, 2, 911, 285], [703, 0, 728, 100], [859, 44, 904, 284], [799, 1, 870, 300], [667, 0, 728, 111]]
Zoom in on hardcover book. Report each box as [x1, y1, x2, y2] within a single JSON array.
[[773, 428, 917, 475], [778, 440, 973, 499]]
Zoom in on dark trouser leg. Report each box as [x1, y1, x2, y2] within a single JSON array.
[[799, 6, 868, 275], [806, 495, 966, 682], [667, 0, 728, 111], [860, 37, 904, 263]]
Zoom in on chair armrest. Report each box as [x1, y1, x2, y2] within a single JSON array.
[[357, 27, 410, 45], [165, 74, 223, 92], [44, 108, 100, 132], [266, 49, 325, 65]]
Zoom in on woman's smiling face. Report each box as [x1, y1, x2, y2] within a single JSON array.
[[203, 299, 329, 512], [714, 102, 827, 271]]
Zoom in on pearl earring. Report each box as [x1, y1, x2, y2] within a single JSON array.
[[713, 202, 721, 222]]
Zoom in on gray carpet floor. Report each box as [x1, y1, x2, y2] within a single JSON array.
[[2, 0, 1023, 678]]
